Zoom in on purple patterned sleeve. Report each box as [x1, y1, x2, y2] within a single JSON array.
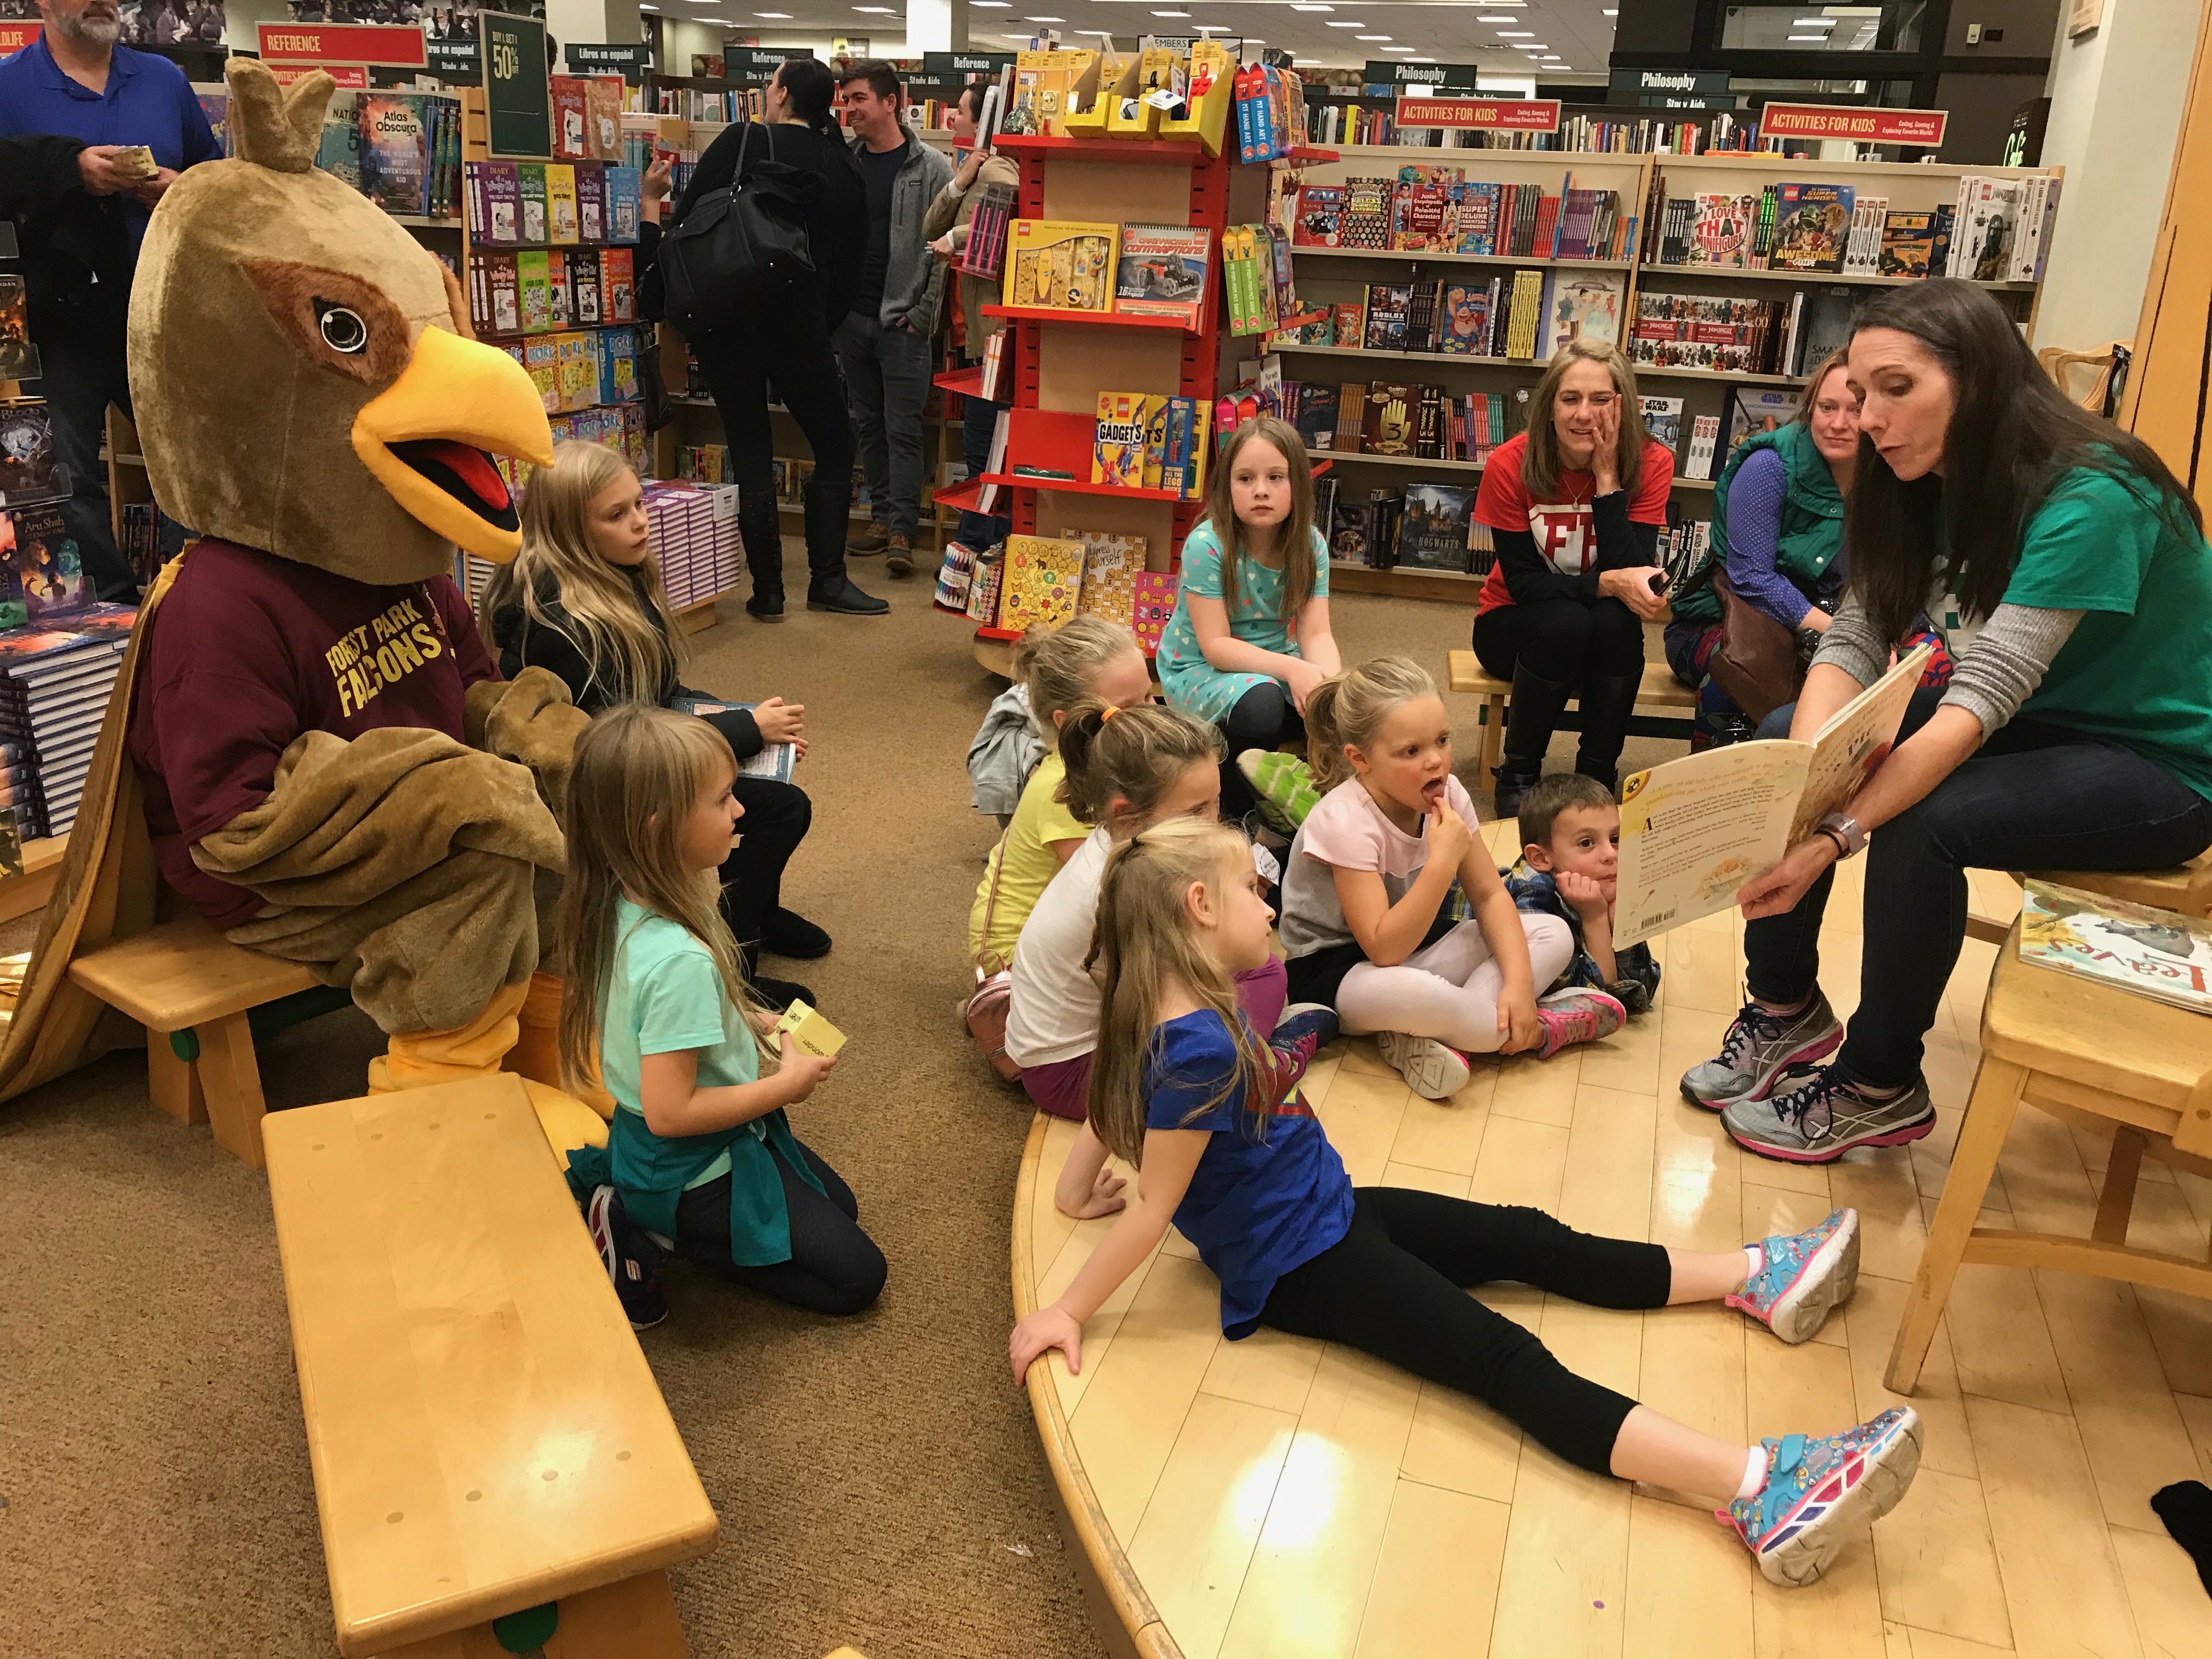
[[1720, 448, 1818, 630]]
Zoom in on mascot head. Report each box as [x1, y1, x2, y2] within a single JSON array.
[[128, 59, 555, 582]]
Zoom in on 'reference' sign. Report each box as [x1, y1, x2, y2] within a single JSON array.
[[257, 21, 428, 68], [1394, 97, 1561, 133], [1759, 102, 1948, 146]]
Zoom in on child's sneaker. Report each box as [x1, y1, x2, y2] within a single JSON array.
[[1680, 991, 1843, 1110], [1270, 1002, 1341, 1073], [1238, 749, 1321, 837], [1375, 1029, 1471, 1100], [1534, 987, 1625, 1058], [1728, 1207, 1860, 1345], [1723, 1408, 1922, 1587], [586, 1185, 668, 1331]]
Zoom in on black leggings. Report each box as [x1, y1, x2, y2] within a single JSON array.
[[1470, 595, 1646, 684], [1261, 1187, 1671, 1474], [1220, 681, 1307, 822], [674, 1137, 886, 1316], [715, 774, 812, 951], [691, 301, 856, 597]]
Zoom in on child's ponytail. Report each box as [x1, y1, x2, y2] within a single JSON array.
[[1305, 655, 1440, 793], [1057, 699, 1221, 827], [1085, 816, 1272, 1165]]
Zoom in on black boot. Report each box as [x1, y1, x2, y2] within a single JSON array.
[[1574, 672, 1644, 794], [1494, 662, 1573, 819], [737, 943, 816, 1012], [738, 493, 786, 620], [808, 575, 889, 615]]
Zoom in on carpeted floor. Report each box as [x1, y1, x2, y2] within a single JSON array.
[[0, 562, 1682, 1659]]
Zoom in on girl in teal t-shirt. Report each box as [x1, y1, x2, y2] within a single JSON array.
[[1681, 278, 2212, 1170], [1158, 416, 1341, 822], [558, 704, 885, 1329]]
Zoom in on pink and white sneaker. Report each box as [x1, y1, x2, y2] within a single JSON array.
[[1534, 987, 1626, 1058]]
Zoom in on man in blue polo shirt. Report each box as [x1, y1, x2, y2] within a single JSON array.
[[0, 0, 218, 599]]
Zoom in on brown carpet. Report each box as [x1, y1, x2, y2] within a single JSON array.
[[0, 567, 1683, 1659]]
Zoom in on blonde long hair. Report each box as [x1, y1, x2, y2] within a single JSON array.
[[482, 442, 686, 706], [1085, 816, 1272, 1165], [1522, 338, 1649, 501], [556, 706, 772, 1093], [1015, 617, 1143, 754], [1197, 415, 1318, 623], [1304, 655, 1440, 793]]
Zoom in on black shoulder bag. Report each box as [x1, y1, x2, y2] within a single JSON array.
[[654, 122, 817, 343]]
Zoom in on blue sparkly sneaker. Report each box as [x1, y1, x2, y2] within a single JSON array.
[[1728, 1208, 1860, 1345], [1724, 1408, 1922, 1587]]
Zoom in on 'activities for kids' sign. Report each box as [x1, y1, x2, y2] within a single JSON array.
[[1394, 97, 1562, 134], [1759, 103, 1949, 148]]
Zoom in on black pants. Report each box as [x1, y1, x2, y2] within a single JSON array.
[[1220, 681, 1306, 822], [716, 774, 812, 950], [692, 302, 857, 598], [1261, 1187, 1671, 1474], [38, 310, 141, 602], [675, 1137, 885, 1315], [1747, 688, 2212, 1086], [1471, 595, 1647, 685]]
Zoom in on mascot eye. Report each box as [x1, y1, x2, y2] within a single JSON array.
[[314, 301, 370, 355]]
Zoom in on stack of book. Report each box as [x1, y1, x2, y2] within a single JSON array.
[[1316, 477, 1502, 575], [638, 481, 741, 612], [1293, 171, 1632, 262], [0, 606, 134, 841], [1945, 174, 2064, 284], [1305, 106, 1759, 155], [1294, 380, 1517, 464], [1325, 267, 1606, 361], [1628, 291, 1797, 376], [312, 91, 465, 219]]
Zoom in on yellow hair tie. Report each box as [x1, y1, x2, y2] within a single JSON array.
[[1100, 704, 1122, 722]]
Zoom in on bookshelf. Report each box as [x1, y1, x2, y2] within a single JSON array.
[[1283, 143, 2062, 602]]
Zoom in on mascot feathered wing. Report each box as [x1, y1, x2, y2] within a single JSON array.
[[0, 60, 603, 1152]]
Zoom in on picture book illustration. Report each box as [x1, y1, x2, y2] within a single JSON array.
[[2018, 882, 2212, 1014]]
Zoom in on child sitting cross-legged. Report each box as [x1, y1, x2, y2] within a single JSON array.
[[1009, 814, 1923, 1589], [558, 704, 885, 1331], [1278, 655, 1624, 1101], [1504, 771, 1663, 1015]]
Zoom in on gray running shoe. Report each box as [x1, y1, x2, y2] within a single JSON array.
[[1679, 991, 1842, 1111], [1722, 1065, 1936, 1165]]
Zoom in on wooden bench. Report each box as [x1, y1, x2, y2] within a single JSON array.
[[1445, 650, 1698, 779], [264, 1075, 719, 1659], [67, 913, 348, 1170]]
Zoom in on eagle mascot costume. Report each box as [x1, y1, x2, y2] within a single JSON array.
[[0, 59, 606, 1154]]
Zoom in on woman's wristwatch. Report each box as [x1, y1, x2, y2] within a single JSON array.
[[1816, 811, 1867, 860]]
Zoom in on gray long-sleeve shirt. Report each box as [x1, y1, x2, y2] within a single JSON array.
[[1809, 589, 2085, 734]]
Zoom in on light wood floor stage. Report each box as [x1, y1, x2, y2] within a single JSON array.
[[1012, 830, 2212, 1659]]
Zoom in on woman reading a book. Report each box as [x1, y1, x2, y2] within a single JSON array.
[[1469, 339, 1677, 817], [1682, 278, 2212, 1164], [484, 441, 830, 1013], [643, 55, 886, 619]]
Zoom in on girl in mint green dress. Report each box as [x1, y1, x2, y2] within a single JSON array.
[[1157, 417, 1341, 821], [557, 704, 885, 1330]]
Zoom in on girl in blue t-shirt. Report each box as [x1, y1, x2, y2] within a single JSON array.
[[557, 704, 885, 1329], [1157, 416, 1342, 824], [1008, 815, 1923, 1589]]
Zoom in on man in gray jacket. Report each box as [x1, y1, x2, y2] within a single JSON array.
[[835, 60, 952, 577]]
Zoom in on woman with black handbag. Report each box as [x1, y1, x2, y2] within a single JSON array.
[[646, 57, 887, 619]]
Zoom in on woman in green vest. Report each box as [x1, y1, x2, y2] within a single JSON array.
[[1680, 278, 2212, 1165], [1663, 350, 1858, 748]]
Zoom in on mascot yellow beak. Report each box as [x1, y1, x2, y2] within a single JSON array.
[[351, 325, 556, 565]]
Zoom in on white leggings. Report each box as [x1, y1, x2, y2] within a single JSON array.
[[1335, 915, 1577, 1055]]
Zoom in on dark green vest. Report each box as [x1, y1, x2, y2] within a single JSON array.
[[1671, 420, 1844, 626]]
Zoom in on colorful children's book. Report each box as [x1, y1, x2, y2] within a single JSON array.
[[602, 247, 636, 324], [0, 277, 36, 382], [549, 76, 590, 161], [1004, 220, 1118, 312], [357, 94, 428, 216], [1769, 183, 1854, 273], [517, 165, 549, 245], [1092, 392, 1164, 488], [1070, 530, 1146, 629], [1130, 569, 1176, 653], [998, 535, 1086, 633], [1549, 272, 1624, 354], [1291, 184, 1346, 247], [545, 164, 580, 245], [3, 500, 88, 619], [1639, 395, 1685, 459], [0, 404, 67, 506], [1396, 482, 1474, 572], [607, 166, 643, 244], [1338, 176, 1393, 251], [1115, 224, 1211, 325], [2017, 881, 2212, 1014], [1878, 209, 1936, 278], [577, 165, 606, 244]]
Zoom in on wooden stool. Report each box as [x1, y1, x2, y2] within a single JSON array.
[[1885, 916, 2212, 1392], [1444, 650, 1697, 780], [1962, 850, 2212, 945], [263, 1075, 719, 1659], [67, 913, 347, 1170]]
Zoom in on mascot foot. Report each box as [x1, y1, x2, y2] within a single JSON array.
[[368, 979, 609, 1155]]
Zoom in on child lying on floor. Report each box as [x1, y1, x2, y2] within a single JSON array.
[[1503, 771, 1663, 1015]]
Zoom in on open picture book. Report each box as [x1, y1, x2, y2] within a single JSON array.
[[1611, 644, 1931, 947]]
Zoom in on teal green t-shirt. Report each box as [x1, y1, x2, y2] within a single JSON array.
[[1987, 466, 2212, 800], [602, 896, 761, 1190]]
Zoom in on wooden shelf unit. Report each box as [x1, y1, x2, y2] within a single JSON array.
[[1280, 143, 2062, 602]]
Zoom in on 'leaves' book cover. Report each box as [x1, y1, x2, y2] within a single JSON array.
[[2018, 881, 2212, 1014]]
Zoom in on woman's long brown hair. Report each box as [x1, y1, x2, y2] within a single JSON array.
[[1521, 337, 1649, 501]]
